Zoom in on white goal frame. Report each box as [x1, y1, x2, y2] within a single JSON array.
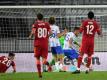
[[0, 5, 107, 8]]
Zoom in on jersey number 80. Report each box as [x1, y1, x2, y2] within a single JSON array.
[[38, 28, 47, 38]]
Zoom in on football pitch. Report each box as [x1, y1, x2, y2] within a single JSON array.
[[0, 71, 107, 80]]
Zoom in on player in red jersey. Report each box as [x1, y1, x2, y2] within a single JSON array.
[[29, 13, 52, 78], [73, 11, 102, 74], [0, 53, 16, 73]]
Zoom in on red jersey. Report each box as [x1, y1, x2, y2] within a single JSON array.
[[0, 56, 15, 73], [32, 20, 51, 47], [80, 19, 101, 42], [79, 19, 101, 54]]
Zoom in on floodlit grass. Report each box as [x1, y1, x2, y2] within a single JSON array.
[[0, 71, 107, 80]]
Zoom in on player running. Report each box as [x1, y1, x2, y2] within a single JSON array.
[[73, 11, 102, 74], [63, 27, 80, 71], [48, 17, 67, 70], [0, 53, 16, 73], [29, 13, 52, 78]]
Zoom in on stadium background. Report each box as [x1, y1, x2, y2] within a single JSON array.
[[0, 0, 107, 72], [0, 0, 107, 52]]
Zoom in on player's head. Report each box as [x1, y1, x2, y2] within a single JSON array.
[[73, 27, 80, 36], [37, 13, 43, 20], [62, 27, 68, 31], [88, 11, 94, 19], [8, 52, 15, 60], [61, 27, 68, 36], [49, 17, 55, 25]]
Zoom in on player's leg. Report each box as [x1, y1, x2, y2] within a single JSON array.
[[42, 47, 52, 72], [72, 44, 87, 74], [59, 54, 64, 64], [64, 49, 78, 72], [85, 44, 94, 74], [42, 47, 57, 72], [77, 52, 84, 70], [72, 52, 84, 74], [50, 47, 58, 65], [85, 53, 92, 74], [56, 46, 64, 64], [42, 58, 52, 72], [56, 46, 64, 71], [78, 43, 88, 71], [69, 49, 79, 67], [34, 47, 42, 78]]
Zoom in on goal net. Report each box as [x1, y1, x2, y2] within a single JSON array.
[[0, 5, 107, 52]]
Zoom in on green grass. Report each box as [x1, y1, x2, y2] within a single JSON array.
[[0, 71, 107, 80]]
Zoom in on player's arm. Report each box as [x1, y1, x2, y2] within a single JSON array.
[[69, 38, 73, 48], [79, 21, 85, 33], [48, 29, 53, 36], [29, 32, 33, 39], [73, 41, 80, 47], [96, 23, 103, 36], [46, 22, 53, 37], [29, 25, 36, 39], [12, 66, 16, 73], [11, 62, 16, 73]]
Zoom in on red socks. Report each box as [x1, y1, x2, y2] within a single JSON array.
[[37, 64, 41, 77], [77, 55, 92, 70], [77, 56, 83, 69], [86, 57, 92, 68]]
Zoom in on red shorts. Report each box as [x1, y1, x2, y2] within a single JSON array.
[[80, 40, 94, 55], [34, 45, 48, 59]]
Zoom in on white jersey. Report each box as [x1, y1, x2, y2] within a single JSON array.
[[49, 24, 61, 47], [63, 32, 78, 50]]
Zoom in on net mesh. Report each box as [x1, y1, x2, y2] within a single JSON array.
[[0, 6, 107, 52]]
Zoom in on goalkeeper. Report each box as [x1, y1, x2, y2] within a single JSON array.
[[59, 28, 68, 48]]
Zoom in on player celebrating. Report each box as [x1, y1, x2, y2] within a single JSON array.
[[63, 27, 80, 71], [29, 13, 52, 78], [48, 17, 66, 71], [0, 53, 16, 73], [73, 11, 102, 74]]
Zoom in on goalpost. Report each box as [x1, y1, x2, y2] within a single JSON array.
[[0, 5, 107, 52]]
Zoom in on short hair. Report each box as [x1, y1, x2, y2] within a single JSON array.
[[8, 52, 15, 57], [37, 13, 43, 20], [88, 11, 94, 19], [49, 17, 55, 25], [63, 26, 68, 29], [73, 27, 80, 31]]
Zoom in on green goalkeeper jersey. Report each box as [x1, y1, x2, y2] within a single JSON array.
[[59, 36, 65, 47]]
